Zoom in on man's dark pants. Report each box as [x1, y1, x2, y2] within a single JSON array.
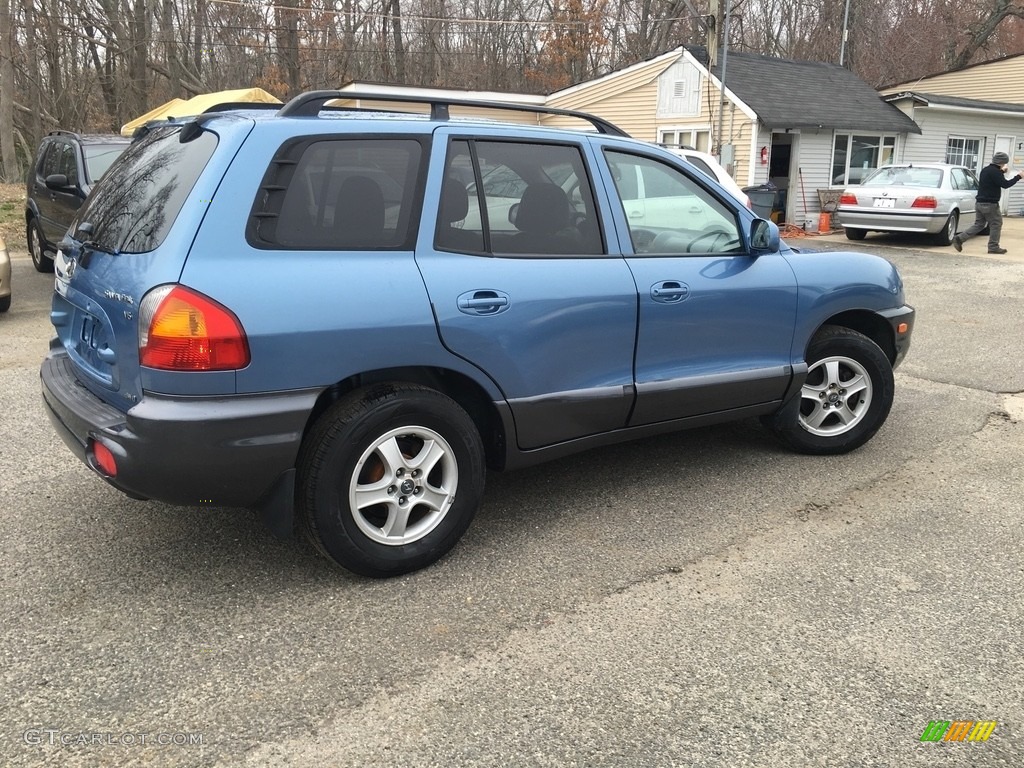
[[958, 202, 1003, 251]]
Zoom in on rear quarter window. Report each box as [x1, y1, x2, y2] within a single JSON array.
[[247, 137, 427, 250]]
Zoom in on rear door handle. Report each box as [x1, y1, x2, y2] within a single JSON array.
[[457, 290, 510, 316]]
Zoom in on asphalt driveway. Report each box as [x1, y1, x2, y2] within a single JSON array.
[[1, 241, 1022, 767]]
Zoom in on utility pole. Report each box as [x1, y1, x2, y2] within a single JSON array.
[[707, 0, 731, 168], [840, 0, 852, 66]]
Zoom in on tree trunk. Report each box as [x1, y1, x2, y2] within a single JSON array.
[[0, 0, 16, 181], [21, 0, 41, 147], [391, 0, 405, 83]]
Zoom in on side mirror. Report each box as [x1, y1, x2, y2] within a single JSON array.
[[508, 202, 520, 226], [750, 218, 780, 252], [45, 173, 70, 190]]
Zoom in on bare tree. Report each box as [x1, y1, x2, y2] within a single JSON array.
[[0, 0, 16, 181]]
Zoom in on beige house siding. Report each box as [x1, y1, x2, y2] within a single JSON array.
[[649, 72, 756, 188], [546, 54, 676, 113], [541, 81, 662, 139], [328, 98, 540, 125], [881, 56, 1024, 104]]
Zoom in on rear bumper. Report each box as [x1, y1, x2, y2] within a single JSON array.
[[41, 351, 320, 510], [837, 208, 951, 234]]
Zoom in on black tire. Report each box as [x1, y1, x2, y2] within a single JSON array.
[[0, 295, 9, 313], [844, 227, 867, 241], [933, 211, 958, 246], [297, 383, 485, 577], [27, 219, 53, 273], [765, 326, 894, 455]]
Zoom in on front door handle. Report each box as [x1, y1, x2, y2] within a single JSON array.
[[651, 281, 690, 303]]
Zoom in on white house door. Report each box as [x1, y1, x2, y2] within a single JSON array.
[[995, 135, 1014, 214]]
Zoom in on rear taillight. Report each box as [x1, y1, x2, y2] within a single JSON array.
[[139, 285, 250, 371], [911, 196, 937, 209], [839, 193, 858, 206]]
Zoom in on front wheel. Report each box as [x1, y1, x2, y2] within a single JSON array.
[[933, 211, 959, 245], [297, 384, 485, 577], [765, 326, 894, 455]]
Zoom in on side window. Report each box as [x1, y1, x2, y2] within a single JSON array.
[[605, 150, 743, 255], [436, 140, 485, 253], [950, 169, 965, 190], [250, 137, 424, 250], [39, 142, 60, 177], [962, 169, 979, 191], [58, 142, 80, 187], [439, 139, 604, 256]]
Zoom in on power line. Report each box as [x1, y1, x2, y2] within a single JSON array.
[[209, 0, 696, 29]]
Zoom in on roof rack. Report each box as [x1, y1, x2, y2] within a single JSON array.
[[201, 101, 283, 114], [276, 89, 630, 137]]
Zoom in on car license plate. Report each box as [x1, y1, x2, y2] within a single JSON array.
[[873, 198, 895, 208]]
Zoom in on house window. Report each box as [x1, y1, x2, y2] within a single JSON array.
[[659, 129, 711, 154], [945, 137, 983, 170], [831, 134, 896, 185]]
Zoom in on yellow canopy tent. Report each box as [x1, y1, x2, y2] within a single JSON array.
[[120, 88, 282, 136]]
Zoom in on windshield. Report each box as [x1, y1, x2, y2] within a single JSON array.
[[83, 144, 128, 183], [862, 167, 943, 188], [74, 127, 218, 254]]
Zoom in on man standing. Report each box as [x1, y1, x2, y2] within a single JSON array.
[[953, 152, 1024, 254]]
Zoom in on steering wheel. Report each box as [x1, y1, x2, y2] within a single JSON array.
[[688, 226, 740, 253]]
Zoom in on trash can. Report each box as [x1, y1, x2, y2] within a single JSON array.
[[743, 184, 778, 220]]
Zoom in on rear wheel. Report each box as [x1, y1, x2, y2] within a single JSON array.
[[933, 211, 958, 245], [27, 219, 53, 273], [297, 384, 485, 577], [844, 227, 867, 241], [765, 326, 894, 455], [0, 295, 9, 313]]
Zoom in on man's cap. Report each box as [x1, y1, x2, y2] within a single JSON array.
[[992, 151, 1010, 165]]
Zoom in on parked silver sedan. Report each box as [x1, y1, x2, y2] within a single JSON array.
[[836, 163, 978, 245]]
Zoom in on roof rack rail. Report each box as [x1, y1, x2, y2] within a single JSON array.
[[276, 89, 630, 137]]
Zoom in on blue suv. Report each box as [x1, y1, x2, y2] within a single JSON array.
[[41, 91, 914, 576]]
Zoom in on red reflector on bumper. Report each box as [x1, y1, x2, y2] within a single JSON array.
[[91, 440, 118, 477]]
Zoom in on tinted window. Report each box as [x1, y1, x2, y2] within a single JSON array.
[[57, 142, 80, 186], [40, 142, 60, 177], [74, 126, 218, 254], [83, 144, 128, 183], [251, 138, 424, 250], [439, 140, 603, 256]]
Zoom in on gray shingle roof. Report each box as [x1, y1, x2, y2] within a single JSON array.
[[711, 51, 922, 134], [884, 91, 1024, 114]]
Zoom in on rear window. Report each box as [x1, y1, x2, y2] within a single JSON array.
[[683, 155, 716, 180], [248, 137, 426, 250], [862, 166, 943, 188], [74, 127, 218, 254], [83, 144, 128, 183]]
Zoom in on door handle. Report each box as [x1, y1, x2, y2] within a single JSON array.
[[457, 290, 510, 315], [651, 281, 690, 303]]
